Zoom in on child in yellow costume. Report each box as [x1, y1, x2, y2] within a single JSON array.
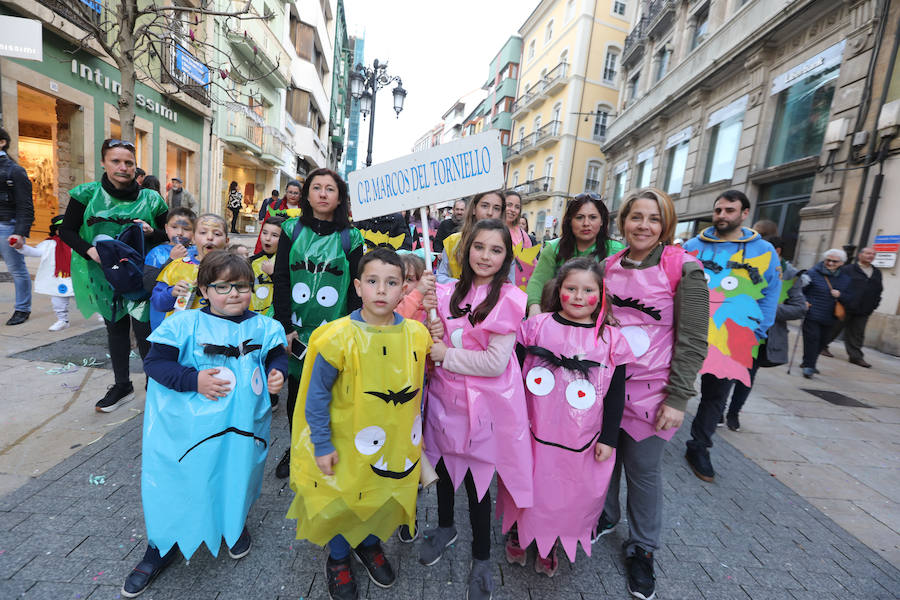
[[287, 248, 433, 600]]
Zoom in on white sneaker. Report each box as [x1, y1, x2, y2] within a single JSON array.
[[49, 320, 70, 332]]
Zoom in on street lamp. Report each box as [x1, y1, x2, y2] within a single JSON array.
[[349, 58, 406, 166]]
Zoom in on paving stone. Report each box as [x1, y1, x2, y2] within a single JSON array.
[[19, 580, 96, 600], [697, 581, 753, 599], [0, 577, 34, 598]]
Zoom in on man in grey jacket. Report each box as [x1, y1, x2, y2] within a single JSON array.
[[723, 236, 807, 430], [166, 177, 196, 212]]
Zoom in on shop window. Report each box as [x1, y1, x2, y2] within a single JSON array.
[[664, 139, 689, 195], [585, 161, 602, 193], [705, 113, 743, 183], [765, 65, 839, 167], [166, 141, 191, 189]]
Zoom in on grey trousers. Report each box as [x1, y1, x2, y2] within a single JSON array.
[[603, 430, 667, 556]]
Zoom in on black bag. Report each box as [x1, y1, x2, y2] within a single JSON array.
[[756, 341, 784, 368]]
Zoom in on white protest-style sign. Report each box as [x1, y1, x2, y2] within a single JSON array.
[[348, 129, 504, 221], [0, 16, 43, 61]]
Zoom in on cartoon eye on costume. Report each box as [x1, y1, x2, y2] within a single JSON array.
[[411, 414, 422, 446], [620, 325, 651, 358], [704, 272, 711, 283], [251, 367, 264, 395], [292, 282, 311, 304], [58, 283, 68, 294], [317, 286, 339, 307], [354, 426, 387, 455], [215, 367, 236, 395], [566, 380, 596, 410], [720, 276, 738, 291], [450, 328, 464, 348], [525, 366, 556, 396], [255, 286, 269, 300]]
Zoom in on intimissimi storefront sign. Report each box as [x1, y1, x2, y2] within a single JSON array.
[[70, 58, 179, 123]]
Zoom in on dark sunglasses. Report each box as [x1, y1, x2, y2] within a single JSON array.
[[105, 139, 136, 151]]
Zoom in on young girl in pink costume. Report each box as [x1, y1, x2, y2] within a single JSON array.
[[599, 188, 709, 600], [498, 258, 633, 577], [419, 219, 531, 600]]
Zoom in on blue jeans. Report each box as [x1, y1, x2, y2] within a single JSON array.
[[0, 220, 32, 312], [328, 534, 378, 561]]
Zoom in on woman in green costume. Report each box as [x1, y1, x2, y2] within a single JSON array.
[[272, 167, 364, 478], [59, 139, 169, 412]]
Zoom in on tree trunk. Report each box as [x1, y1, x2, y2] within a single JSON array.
[[115, 0, 138, 141]]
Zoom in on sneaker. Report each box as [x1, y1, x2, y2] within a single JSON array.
[[275, 448, 290, 479], [625, 546, 656, 600], [820, 347, 834, 358], [534, 544, 558, 577], [802, 367, 815, 379], [96, 382, 135, 413], [467, 558, 494, 600], [685, 447, 715, 482], [726, 413, 740, 432], [353, 541, 395, 588], [504, 528, 526, 566], [418, 525, 458, 566], [48, 320, 69, 332], [228, 526, 251, 559], [121, 546, 177, 598], [397, 522, 418, 543], [591, 512, 616, 543], [325, 555, 357, 600], [5, 310, 29, 326], [716, 414, 724, 427]]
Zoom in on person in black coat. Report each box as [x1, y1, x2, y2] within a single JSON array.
[[822, 247, 882, 368], [0, 127, 35, 326], [800, 248, 851, 378]]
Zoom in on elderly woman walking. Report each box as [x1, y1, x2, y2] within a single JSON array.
[[800, 248, 851, 378]]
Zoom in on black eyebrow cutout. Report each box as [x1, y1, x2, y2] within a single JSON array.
[[521, 345, 606, 378], [202, 339, 263, 358], [290, 259, 343, 276], [611, 295, 662, 321], [365, 386, 419, 406]]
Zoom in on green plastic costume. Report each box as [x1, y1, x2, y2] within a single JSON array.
[[68, 181, 168, 322], [281, 217, 364, 377]]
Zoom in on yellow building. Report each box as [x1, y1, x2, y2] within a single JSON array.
[[506, 0, 632, 239]]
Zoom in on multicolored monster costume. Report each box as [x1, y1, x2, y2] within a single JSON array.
[[281, 218, 364, 376], [287, 316, 432, 546], [605, 245, 699, 441], [141, 309, 287, 558], [425, 282, 533, 507], [512, 241, 541, 292], [249, 253, 274, 315], [355, 213, 411, 252], [68, 181, 167, 322], [497, 313, 633, 562], [683, 228, 781, 385]]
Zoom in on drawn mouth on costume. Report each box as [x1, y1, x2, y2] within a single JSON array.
[[530, 428, 602, 453], [178, 427, 267, 462], [369, 457, 419, 479]]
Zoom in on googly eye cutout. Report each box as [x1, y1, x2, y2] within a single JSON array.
[[411, 415, 422, 446], [216, 367, 236, 395], [251, 367, 264, 395], [620, 325, 651, 358], [255, 286, 269, 300], [450, 328, 464, 348], [317, 285, 339, 307], [355, 426, 387, 455], [525, 366, 556, 396], [565, 379, 596, 410], [292, 282, 311, 304], [720, 275, 739, 291], [704, 272, 711, 284]]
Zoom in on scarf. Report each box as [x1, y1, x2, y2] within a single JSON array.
[[100, 173, 141, 201], [51, 235, 72, 278]]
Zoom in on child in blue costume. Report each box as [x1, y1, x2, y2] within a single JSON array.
[[143, 207, 197, 329], [122, 251, 287, 598]]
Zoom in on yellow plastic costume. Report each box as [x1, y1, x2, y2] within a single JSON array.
[[442, 232, 462, 279], [287, 315, 432, 547], [157, 257, 203, 316], [249, 253, 274, 315]]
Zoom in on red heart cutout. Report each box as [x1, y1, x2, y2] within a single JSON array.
[[577, 390, 586, 398], [534, 377, 542, 384]]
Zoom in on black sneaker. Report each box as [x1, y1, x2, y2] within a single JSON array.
[[716, 414, 724, 427], [275, 448, 290, 479], [397, 522, 418, 543], [591, 512, 617, 543], [726, 413, 740, 432], [625, 546, 656, 600], [228, 526, 251, 559], [353, 541, 395, 588], [326, 554, 357, 600], [685, 447, 715, 482], [96, 382, 135, 413], [121, 546, 177, 598]]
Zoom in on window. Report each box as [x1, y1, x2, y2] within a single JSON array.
[[603, 51, 619, 82], [565, 0, 575, 22], [691, 8, 709, 50], [518, 126, 525, 142], [544, 157, 554, 177], [528, 40, 536, 60], [655, 46, 671, 82], [551, 103, 561, 124], [664, 139, 690, 195], [559, 49, 568, 66], [636, 156, 653, 188], [766, 64, 839, 167], [513, 170, 519, 186], [527, 164, 535, 180], [612, 169, 627, 209], [628, 71, 641, 102], [613, 1, 626, 16], [585, 161, 602, 193], [545, 20, 554, 44], [755, 176, 814, 260], [534, 115, 542, 131], [705, 112, 743, 182], [593, 108, 609, 140], [501, 131, 510, 145]]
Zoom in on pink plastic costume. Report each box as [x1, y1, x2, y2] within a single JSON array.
[[604, 246, 699, 442], [424, 282, 533, 508], [497, 313, 633, 562]]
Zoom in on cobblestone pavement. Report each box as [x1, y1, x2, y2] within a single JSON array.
[[1, 400, 898, 600]]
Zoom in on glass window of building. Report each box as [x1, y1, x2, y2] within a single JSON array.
[[544, 156, 553, 177], [534, 115, 542, 131], [628, 71, 641, 102], [565, 0, 575, 22], [528, 40, 536, 60], [705, 113, 743, 183], [512, 170, 519, 186], [611, 165, 628, 209], [594, 108, 609, 140], [755, 176, 813, 260], [545, 20, 554, 44], [585, 161, 602, 193], [603, 51, 618, 82], [614, 1, 627, 16], [691, 8, 709, 50], [527, 164, 535, 180], [636, 156, 653, 188], [664, 139, 689, 195], [656, 46, 671, 82]]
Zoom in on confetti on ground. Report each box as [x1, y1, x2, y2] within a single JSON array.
[[129, 350, 139, 358], [88, 474, 107, 485], [85, 435, 104, 446], [60, 382, 81, 391], [82, 357, 105, 367], [39, 362, 80, 375]]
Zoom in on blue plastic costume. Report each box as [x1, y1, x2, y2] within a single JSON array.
[[141, 309, 287, 558]]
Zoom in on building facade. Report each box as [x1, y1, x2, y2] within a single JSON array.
[[328, 0, 349, 171], [602, 0, 900, 354], [505, 0, 631, 240], [341, 33, 364, 178]]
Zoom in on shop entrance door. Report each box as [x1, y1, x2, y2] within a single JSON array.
[[17, 84, 62, 240], [755, 175, 813, 261]]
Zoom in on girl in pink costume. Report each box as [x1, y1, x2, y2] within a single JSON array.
[[498, 258, 633, 577], [419, 219, 531, 600], [599, 188, 708, 600]]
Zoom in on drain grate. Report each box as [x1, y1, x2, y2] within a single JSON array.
[[802, 388, 872, 408]]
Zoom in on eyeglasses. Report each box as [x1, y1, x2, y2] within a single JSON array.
[[574, 192, 603, 201], [207, 281, 253, 294], [105, 139, 136, 151]]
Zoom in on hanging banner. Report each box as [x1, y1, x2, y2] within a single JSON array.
[[348, 130, 504, 221]]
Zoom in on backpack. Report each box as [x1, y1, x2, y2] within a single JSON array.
[[94, 224, 150, 319]]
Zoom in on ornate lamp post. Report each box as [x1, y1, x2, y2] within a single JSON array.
[[349, 59, 406, 167]]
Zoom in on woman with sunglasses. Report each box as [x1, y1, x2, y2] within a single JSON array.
[[59, 138, 169, 412], [525, 193, 624, 316]]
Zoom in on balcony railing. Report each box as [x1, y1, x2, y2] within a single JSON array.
[[160, 39, 211, 107], [521, 132, 539, 155], [535, 120, 561, 147], [261, 126, 287, 165], [224, 108, 264, 152], [622, 16, 648, 68], [224, 5, 290, 87], [513, 176, 554, 199], [646, 0, 677, 38], [540, 62, 568, 95]]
